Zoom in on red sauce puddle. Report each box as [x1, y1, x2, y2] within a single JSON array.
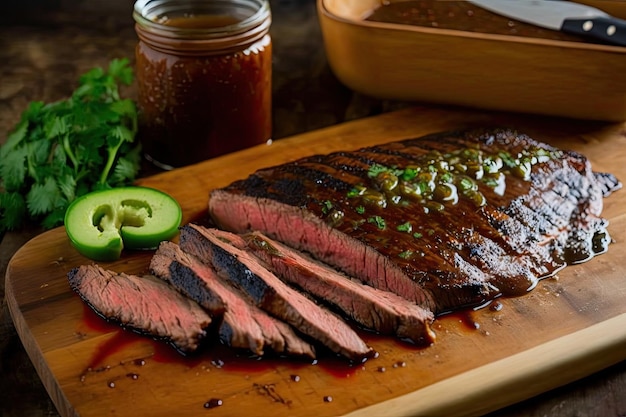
[[78, 297, 505, 382], [77, 304, 373, 380], [78, 305, 149, 373]]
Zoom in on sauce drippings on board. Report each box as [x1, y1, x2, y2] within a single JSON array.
[[78, 303, 369, 378]]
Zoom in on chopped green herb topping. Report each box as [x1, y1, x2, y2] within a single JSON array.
[[397, 221, 412, 233], [439, 172, 453, 183], [368, 164, 390, 179], [401, 167, 419, 181], [344, 145, 559, 216], [347, 187, 361, 198], [367, 215, 386, 230]]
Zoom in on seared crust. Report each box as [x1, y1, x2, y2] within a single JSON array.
[[209, 128, 621, 314]]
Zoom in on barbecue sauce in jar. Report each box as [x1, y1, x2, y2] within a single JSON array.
[[133, 0, 272, 169]]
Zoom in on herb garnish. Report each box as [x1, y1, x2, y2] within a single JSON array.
[[348, 146, 559, 218], [397, 221, 413, 233], [321, 200, 333, 214], [0, 58, 140, 232], [367, 215, 386, 230], [367, 164, 389, 179]]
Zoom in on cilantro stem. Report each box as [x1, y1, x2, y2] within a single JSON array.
[[47, 142, 58, 164], [99, 141, 122, 185], [62, 133, 79, 170]]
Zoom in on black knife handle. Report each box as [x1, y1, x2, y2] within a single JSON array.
[[562, 17, 626, 47]]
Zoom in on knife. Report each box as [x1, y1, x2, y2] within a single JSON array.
[[468, 0, 626, 46]]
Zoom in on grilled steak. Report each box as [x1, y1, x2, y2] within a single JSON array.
[[67, 265, 211, 353], [150, 241, 316, 358], [245, 231, 436, 345], [208, 128, 621, 315], [178, 223, 374, 361]]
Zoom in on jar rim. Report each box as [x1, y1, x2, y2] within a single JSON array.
[[133, 0, 270, 40]]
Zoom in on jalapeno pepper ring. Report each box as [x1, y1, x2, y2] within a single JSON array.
[[64, 186, 182, 261]]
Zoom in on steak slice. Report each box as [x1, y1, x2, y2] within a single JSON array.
[[150, 241, 315, 358], [245, 231, 436, 345], [208, 128, 621, 315], [67, 265, 211, 354], [179, 223, 373, 361]]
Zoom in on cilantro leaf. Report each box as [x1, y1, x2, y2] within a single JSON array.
[[110, 151, 140, 185], [57, 173, 77, 202], [368, 164, 389, 179], [44, 115, 70, 139], [41, 207, 68, 230], [397, 221, 413, 233], [108, 58, 134, 85], [0, 146, 28, 190], [0, 119, 28, 159], [27, 177, 61, 216], [367, 215, 386, 230], [0, 192, 27, 231]]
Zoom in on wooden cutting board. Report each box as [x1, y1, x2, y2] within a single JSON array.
[[6, 106, 626, 417]]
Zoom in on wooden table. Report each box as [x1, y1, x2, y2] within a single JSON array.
[[1, 1, 625, 416]]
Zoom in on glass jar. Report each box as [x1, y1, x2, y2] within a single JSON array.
[[133, 0, 272, 169]]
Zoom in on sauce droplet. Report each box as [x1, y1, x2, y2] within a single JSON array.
[[211, 358, 225, 368], [490, 301, 503, 312], [203, 398, 223, 409]]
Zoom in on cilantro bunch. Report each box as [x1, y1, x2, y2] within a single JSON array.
[[0, 58, 141, 233]]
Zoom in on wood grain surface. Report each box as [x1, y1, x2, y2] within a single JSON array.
[[5, 106, 626, 417]]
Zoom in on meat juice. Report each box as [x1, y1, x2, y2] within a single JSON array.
[[78, 304, 158, 368], [133, 0, 272, 169], [78, 300, 384, 383]]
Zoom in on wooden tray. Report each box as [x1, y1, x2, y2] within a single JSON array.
[[6, 106, 626, 417], [318, 0, 626, 121]]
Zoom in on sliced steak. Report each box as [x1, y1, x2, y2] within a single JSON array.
[[208, 128, 621, 315], [179, 223, 373, 361], [67, 265, 211, 354], [245, 231, 436, 345], [150, 241, 315, 358]]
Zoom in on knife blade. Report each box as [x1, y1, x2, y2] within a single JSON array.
[[468, 0, 626, 46]]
